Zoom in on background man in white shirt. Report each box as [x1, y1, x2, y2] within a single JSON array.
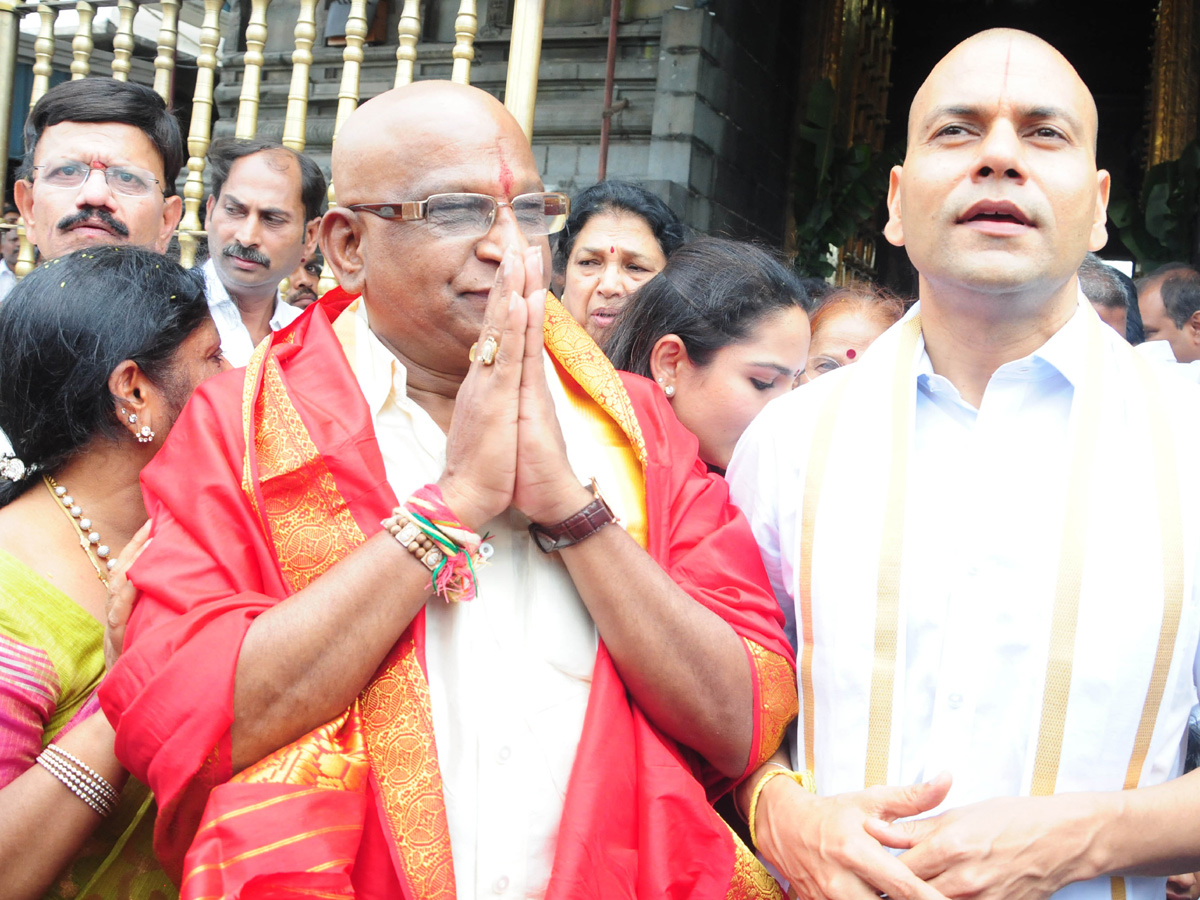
[[0, 205, 19, 302], [729, 28, 1200, 900], [14, 78, 183, 260], [202, 136, 324, 366], [1138, 264, 1200, 362]]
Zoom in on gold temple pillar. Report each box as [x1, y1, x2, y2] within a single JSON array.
[[1149, 0, 1200, 166], [505, 0, 545, 140]]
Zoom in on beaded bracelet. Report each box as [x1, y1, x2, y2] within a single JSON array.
[[36, 745, 119, 818], [382, 484, 488, 603], [747, 766, 816, 850]]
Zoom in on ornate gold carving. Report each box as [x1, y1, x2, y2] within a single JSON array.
[[152, 0, 179, 101], [505, 0, 546, 140], [1149, 0, 1199, 166], [451, 0, 477, 85], [177, 0, 221, 269], [393, 0, 420, 88], [282, 0, 318, 151], [110, 0, 136, 82], [71, 1, 95, 80], [235, 0, 271, 139]]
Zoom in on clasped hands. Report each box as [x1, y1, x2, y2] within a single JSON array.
[[439, 246, 592, 534], [756, 771, 1098, 900]]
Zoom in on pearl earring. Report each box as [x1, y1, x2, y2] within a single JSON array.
[[664, 385, 675, 398]]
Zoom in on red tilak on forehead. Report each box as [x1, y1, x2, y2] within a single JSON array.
[[610, 246, 615, 254], [498, 152, 514, 195]]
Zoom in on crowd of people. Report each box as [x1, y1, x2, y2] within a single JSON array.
[[1, 25, 1200, 900]]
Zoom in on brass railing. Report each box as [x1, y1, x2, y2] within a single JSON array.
[[0, 0, 548, 280]]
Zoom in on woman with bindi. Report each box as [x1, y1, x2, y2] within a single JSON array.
[[0, 246, 228, 900], [799, 283, 907, 383], [554, 181, 685, 345]]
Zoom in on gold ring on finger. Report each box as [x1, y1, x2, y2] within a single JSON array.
[[477, 336, 498, 366]]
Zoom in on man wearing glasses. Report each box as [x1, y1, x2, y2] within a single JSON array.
[[14, 78, 183, 259], [102, 81, 795, 899]]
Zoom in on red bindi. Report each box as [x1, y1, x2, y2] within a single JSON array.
[[610, 246, 615, 254], [846, 348, 857, 359]]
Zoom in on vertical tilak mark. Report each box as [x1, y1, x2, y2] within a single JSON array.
[[497, 151, 513, 196]]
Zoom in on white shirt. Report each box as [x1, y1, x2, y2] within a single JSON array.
[[203, 259, 302, 368], [0, 260, 16, 302], [729, 298, 1200, 900], [341, 299, 638, 900], [1136, 338, 1200, 384]]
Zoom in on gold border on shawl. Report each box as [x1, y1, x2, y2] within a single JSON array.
[[360, 632, 456, 900], [253, 358, 366, 592], [745, 639, 800, 768], [798, 373, 853, 773], [240, 335, 456, 896], [1109, 355, 1186, 900], [241, 338, 270, 539], [1030, 315, 1104, 796], [1123, 354, 1185, 789], [864, 316, 923, 787], [725, 827, 786, 900], [543, 294, 648, 468]]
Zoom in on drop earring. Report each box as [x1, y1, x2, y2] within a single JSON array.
[[136, 424, 154, 444]]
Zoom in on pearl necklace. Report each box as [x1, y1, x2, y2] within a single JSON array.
[[43, 474, 113, 588]]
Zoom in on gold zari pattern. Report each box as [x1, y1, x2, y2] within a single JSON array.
[[726, 829, 786, 900], [745, 639, 799, 769]]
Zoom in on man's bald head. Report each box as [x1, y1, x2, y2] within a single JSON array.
[[883, 28, 1110, 305], [333, 81, 533, 204], [907, 29, 1099, 157], [320, 79, 551, 376]]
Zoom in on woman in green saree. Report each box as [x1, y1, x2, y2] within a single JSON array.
[[0, 247, 227, 900]]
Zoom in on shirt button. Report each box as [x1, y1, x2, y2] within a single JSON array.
[[493, 875, 509, 893], [479, 542, 494, 560], [948, 693, 963, 709], [497, 745, 512, 763]]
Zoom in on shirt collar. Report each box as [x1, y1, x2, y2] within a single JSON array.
[[202, 257, 296, 329], [911, 288, 1093, 389], [352, 296, 408, 418]]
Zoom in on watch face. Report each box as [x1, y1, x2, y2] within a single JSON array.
[[530, 527, 557, 553]]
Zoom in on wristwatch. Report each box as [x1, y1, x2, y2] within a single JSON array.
[[528, 478, 617, 553]]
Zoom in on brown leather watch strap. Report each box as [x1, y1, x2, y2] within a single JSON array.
[[528, 483, 616, 553]]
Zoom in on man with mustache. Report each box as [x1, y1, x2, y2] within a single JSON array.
[[14, 78, 183, 260], [203, 136, 325, 366], [729, 29, 1200, 900], [283, 249, 323, 310]]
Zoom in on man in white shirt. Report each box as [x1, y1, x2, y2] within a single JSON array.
[[202, 136, 324, 366], [1138, 265, 1200, 363], [0, 205, 20, 302], [729, 28, 1200, 900]]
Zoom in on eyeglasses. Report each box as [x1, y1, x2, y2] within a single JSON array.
[[347, 191, 570, 238], [31, 159, 163, 197]]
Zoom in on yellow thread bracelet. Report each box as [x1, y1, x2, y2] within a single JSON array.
[[747, 767, 816, 850]]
